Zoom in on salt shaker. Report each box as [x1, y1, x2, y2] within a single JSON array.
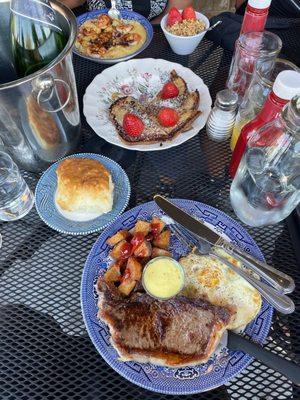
[[206, 89, 238, 142]]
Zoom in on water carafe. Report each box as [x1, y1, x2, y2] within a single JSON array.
[[230, 95, 300, 227]]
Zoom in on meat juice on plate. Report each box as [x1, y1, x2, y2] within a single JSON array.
[[230, 95, 300, 227]]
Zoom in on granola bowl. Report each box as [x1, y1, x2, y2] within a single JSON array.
[[161, 11, 209, 55]]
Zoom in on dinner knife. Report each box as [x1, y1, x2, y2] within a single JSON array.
[[227, 331, 300, 385], [154, 195, 295, 294]]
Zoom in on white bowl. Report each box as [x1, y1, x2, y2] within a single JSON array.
[[160, 11, 210, 55]]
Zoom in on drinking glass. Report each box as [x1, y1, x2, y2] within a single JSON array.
[[0, 151, 34, 221], [231, 58, 299, 150], [227, 31, 282, 104]]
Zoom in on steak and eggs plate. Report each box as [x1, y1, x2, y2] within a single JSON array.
[[95, 217, 262, 367]]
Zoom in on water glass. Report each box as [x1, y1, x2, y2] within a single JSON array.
[[230, 58, 299, 150], [227, 31, 282, 104], [0, 151, 34, 221]]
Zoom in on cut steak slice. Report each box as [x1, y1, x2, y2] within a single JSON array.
[[97, 279, 235, 367]]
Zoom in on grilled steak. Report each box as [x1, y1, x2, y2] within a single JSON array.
[[97, 279, 235, 367]]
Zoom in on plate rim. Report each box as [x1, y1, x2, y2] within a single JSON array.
[[34, 152, 131, 236], [83, 58, 212, 151], [81, 199, 273, 394], [73, 8, 154, 64]]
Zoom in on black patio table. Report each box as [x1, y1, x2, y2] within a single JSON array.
[[1, 20, 300, 400]]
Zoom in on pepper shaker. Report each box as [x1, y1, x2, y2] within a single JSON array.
[[206, 89, 238, 142]]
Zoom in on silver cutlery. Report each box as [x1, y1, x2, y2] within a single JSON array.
[[202, 20, 222, 33], [154, 195, 295, 294], [108, 0, 121, 20], [170, 223, 295, 314]]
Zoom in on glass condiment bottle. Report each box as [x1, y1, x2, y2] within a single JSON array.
[[230, 95, 300, 227], [240, 0, 272, 35], [10, 0, 67, 77], [226, 31, 282, 105], [230, 58, 299, 151], [229, 70, 300, 178], [206, 89, 238, 142]]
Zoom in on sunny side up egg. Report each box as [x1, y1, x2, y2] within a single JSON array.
[[179, 251, 262, 330]]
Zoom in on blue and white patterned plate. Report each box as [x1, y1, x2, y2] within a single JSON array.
[[35, 153, 131, 236], [81, 199, 273, 394], [74, 9, 154, 64]]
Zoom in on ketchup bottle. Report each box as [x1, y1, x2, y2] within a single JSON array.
[[229, 70, 300, 178], [240, 0, 272, 35]]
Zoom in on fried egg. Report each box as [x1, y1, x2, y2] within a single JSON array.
[[179, 251, 262, 330]]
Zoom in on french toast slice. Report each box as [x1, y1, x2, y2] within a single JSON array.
[[109, 96, 201, 144], [155, 109, 201, 138], [149, 70, 200, 113], [109, 96, 171, 144], [109, 69, 202, 144]]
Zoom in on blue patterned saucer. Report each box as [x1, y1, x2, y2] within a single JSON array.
[[74, 9, 154, 64], [35, 153, 131, 235], [81, 199, 273, 394]]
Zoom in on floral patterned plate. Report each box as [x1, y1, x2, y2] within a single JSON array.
[[83, 58, 212, 151], [81, 200, 273, 394]]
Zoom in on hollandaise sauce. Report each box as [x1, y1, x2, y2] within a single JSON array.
[[143, 257, 184, 300]]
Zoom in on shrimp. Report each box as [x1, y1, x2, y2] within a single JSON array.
[[121, 33, 142, 46], [98, 14, 112, 30], [87, 45, 107, 57], [115, 23, 133, 34]]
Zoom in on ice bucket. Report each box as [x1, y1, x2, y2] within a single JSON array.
[[0, 0, 81, 172]]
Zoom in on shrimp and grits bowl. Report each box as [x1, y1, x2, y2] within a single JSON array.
[[75, 11, 152, 61]]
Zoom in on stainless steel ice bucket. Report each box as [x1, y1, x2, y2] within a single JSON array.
[[0, 0, 81, 172]]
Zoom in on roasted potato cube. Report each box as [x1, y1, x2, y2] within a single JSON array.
[[134, 220, 151, 236], [133, 239, 152, 258], [107, 230, 129, 246], [152, 247, 172, 258], [127, 256, 143, 281], [104, 263, 121, 283], [150, 217, 166, 236], [110, 240, 132, 260], [153, 230, 171, 250], [118, 279, 136, 296]]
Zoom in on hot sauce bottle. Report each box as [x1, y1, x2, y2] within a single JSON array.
[[240, 0, 272, 35]]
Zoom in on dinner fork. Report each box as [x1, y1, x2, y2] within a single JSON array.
[[170, 224, 295, 314], [108, 0, 121, 20]]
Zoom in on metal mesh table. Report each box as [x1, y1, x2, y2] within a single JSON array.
[[1, 25, 300, 400]]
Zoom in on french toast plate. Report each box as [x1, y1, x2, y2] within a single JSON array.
[[81, 200, 273, 394], [83, 58, 212, 151]]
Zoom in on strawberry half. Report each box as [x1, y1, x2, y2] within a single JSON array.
[[161, 82, 179, 99], [123, 113, 144, 137], [182, 6, 196, 21], [158, 108, 179, 127], [167, 7, 182, 26]]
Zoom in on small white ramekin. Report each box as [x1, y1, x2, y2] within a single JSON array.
[[160, 11, 210, 56]]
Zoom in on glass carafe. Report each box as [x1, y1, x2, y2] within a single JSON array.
[[231, 58, 299, 150], [230, 95, 300, 227], [227, 31, 282, 105]]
